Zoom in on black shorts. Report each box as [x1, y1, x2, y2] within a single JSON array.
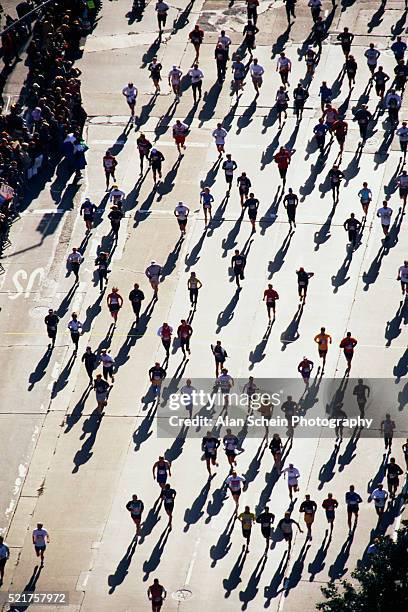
[[164, 502, 174, 512], [347, 506, 359, 515], [399, 187, 408, 198], [109, 303, 120, 313], [35, 545, 46, 554], [230, 488, 241, 497], [225, 449, 236, 457], [261, 526, 271, 539], [178, 219, 187, 228], [318, 349, 327, 358], [400, 141, 408, 152], [225, 174, 233, 184], [248, 212, 257, 220], [204, 451, 216, 460], [0, 558, 7, 570], [242, 527, 251, 538]]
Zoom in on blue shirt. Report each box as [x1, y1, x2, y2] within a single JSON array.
[[313, 123, 328, 136], [345, 491, 362, 507], [319, 85, 332, 101]]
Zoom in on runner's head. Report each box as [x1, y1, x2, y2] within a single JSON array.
[[244, 506, 250, 512], [321, 327, 325, 333], [132, 494, 138, 501], [327, 492, 333, 499], [128, 82, 133, 88], [186, 378, 191, 385], [134, 283, 139, 289], [349, 485, 355, 492], [305, 494, 310, 500], [37, 523, 43, 529], [389, 457, 396, 464]]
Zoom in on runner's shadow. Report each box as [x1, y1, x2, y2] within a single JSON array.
[[207, 195, 229, 236], [260, 132, 281, 170], [308, 531, 331, 581], [107, 536, 137, 594], [367, 455, 387, 494], [56, 282, 78, 319], [65, 385, 92, 433], [268, 229, 294, 277], [236, 99, 257, 134], [271, 25, 291, 58], [164, 423, 188, 463], [362, 244, 386, 290], [259, 186, 283, 234], [394, 348, 408, 382], [156, 156, 183, 200], [27, 346, 52, 390], [314, 204, 336, 251], [139, 499, 162, 543], [133, 403, 157, 451], [142, 525, 171, 580], [280, 303, 304, 350], [221, 210, 244, 256], [264, 550, 288, 605], [284, 541, 311, 593], [82, 290, 105, 332], [136, 93, 158, 130], [206, 486, 228, 523], [216, 288, 241, 332], [172, 0, 195, 32], [243, 439, 267, 486], [391, 10, 407, 39], [262, 106, 278, 134], [200, 156, 223, 189], [11, 564, 43, 611], [198, 82, 223, 126], [223, 545, 248, 598], [328, 532, 354, 580], [318, 443, 340, 489], [367, 1, 386, 32], [184, 480, 211, 531], [249, 322, 273, 369], [140, 38, 161, 68], [72, 412, 102, 473], [210, 513, 237, 566], [161, 236, 184, 281], [239, 553, 267, 609], [185, 227, 207, 270], [331, 249, 352, 292], [338, 425, 362, 472], [51, 351, 76, 398]]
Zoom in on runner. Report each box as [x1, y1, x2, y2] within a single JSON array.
[[81, 346, 98, 385], [128, 283, 145, 325], [263, 283, 279, 321], [243, 376, 259, 414], [68, 312, 82, 353], [340, 332, 357, 373], [376, 201, 392, 238], [250, 57, 264, 95], [174, 201, 190, 236], [161, 483, 176, 527], [277, 512, 303, 551], [109, 185, 125, 208], [243, 19, 259, 58], [269, 433, 283, 473], [177, 319, 193, 357], [211, 340, 228, 377], [94, 374, 110, 415], [391, 35, 407, 62], [246, 0, 259, 24], [322, 102, 339, 132], [238, 506, 256, 551], [352, 378, 370, 417], [369, 483, 388, 519], [396, 121, 408, 165], [381, 413, 396, 452], [402, 438, 408, 471], [386, 457, 403, 498], [256, 507, 275, 553], [354, 104, 372, 143], [345, 54, 357, 89], [314, 327, 332, 371], [122, 82, 138, 118], [99, 348, 115, 383], [223, 428, 239, 470], [237, 171, 251, 206], [231, 249, 246, 288], [322, 493, 338, 534], [157, 322, 173, 358], [284, 0, 296, 23], [148, 56, 162, 93], [126, 494, 144, 536], [148, 579, 167, 612], [276, 85, 289, 129], [308, 0, 321, 22], [80, 197, 97, 232], [343, 213, 361, 250], [108, 205, 123, 240], [44, 308, 59, 349], [299, 494, 317, 541], [397, 170, 408, 213], [358, 181, 372, 217], [332, 116, 348, 153], [337, 27, 354, 58], [397, 260, 408, 295], [372, 66, 389, 99], [281, 396, 298, 438], [313, 118, 329, 154], [222, 154, 238, 194], [345, 484, 362, 532], [231, 55, 246, 97], [168, 65, 182, 100], [293, 82, 309, 122], [298, 356, 314, 386], [179, 378, 196, 418], [107, 287, 123, 325], [200, 186, 214, 226], [95, 251, 109, 292], [274, 146, 294, 185], [328, 165, 344, 203], [172, 119, 188, 155], [245, 192, 259, 232], [189, 24, 204, 62], [385, 89, 401, 124], [296, 267, 314, 302], [145, 261, 162, 296], [188, 63, 204, 104], [155, 0, 169, 34], [149, 362, 166, 397], [153, 456, 172, 491], [136, 133, 152, 174], [225, 470, 246, 510], [319, 81, 332, 112], [67, 247, 83, 284], [0, 535, 9, 585], [212, 123, 227, 157], [188, 271, 202, 307], [102, 150, 117, 190], [305, 47, 318, 75], [201, 431, 220, 477], [215, 42, 228, 83], [149, 148, 165, 185], [282, 463, 300, 500], [276, 52, 292, 86], [283, 188, 298, 229], [32, 523, 49, 566]]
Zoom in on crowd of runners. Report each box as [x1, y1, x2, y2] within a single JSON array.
[[2, 0, 408, 610]]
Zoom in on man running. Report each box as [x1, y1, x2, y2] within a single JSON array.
[[223, 428, 239, 470], [322, 493, 338, 534], [103, 150, 117, 190], [250, 58, 264, 95], [314, 327, 332, 371], [126, 494, 144, 536], [187, 271, 202, 307], [299, 494, 317, 540], [99, 348, 115, 383], [44, 308, 59, 349], [340, 332, 357, 373], [369, 483, 388, 519], [172, 119, 188, 155], [95, 251, 109, 292], [212, 123, 227, 157], [381, 413, 395, 452], [343, 213, 361, 250], [313, 117, 329, 154], [386, 457, 403, 498], [217, 369, 234, 410], [345, 484, 362, 533], [282, 463, 300, 500], [200, 187, 214, 227], [245, 192, 259, 232], [161, 483, 176, 527], [168, 65, 182, 100], [337, 27, 354, 58], [296, 267, 314, 302], [278, 512, 303, 551], [80, 198, 97, 232], [201, 432, 220, 477], [128, 283, 145, 325], [274, 146, 294, 185], [122, 82, 138, 118], [148, 579, 166, 612], [188, 63, 204, 104], [189, 24, 204, 62], [155, 0, 169, 34], [153, 456, 171, 491], [237, 171, 251, 206], [32, 523, 49, 566], [397, 260, 408, 295], [174, 202, 190, 236], [177, 319, 193, 357], [108, 205, 123, 240], [283, 188, 299, 230], [256, 506, 275, 553], [377, 201, 392, 238], [263, 284, 279, 321], [211, 340, 228, 377], [358, 182, 372, 217], [222, 154, 238, 195], [276, 52, 292, 86], [67, 247, 83, 284], [231, 249, 246, 288], [149, 362, 166, 397], [298, 357, 314, 386], [150, 148, 165, 185], [68, 313, 82, 353], [82, 346, 97, 385], [238, 506, 256, 550], [145, 261, 162, 297], [397, 170, 408, 212], [329, 165, 344, 203], [225, 471, 246, 511], [136, 133, 152, 174]]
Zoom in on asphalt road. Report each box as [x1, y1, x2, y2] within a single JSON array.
[[1, 0, 408, 611]]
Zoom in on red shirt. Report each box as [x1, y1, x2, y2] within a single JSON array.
[[340, 337, 357, 353], [264, 289, 279, 302], [274, 150, 291, 169], [333, 120, 348, 137], [178, 324, 192, 339]]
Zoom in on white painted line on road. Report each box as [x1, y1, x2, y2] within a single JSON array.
[[185, 536, 201, 585], [20, 209, 65, 216]]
